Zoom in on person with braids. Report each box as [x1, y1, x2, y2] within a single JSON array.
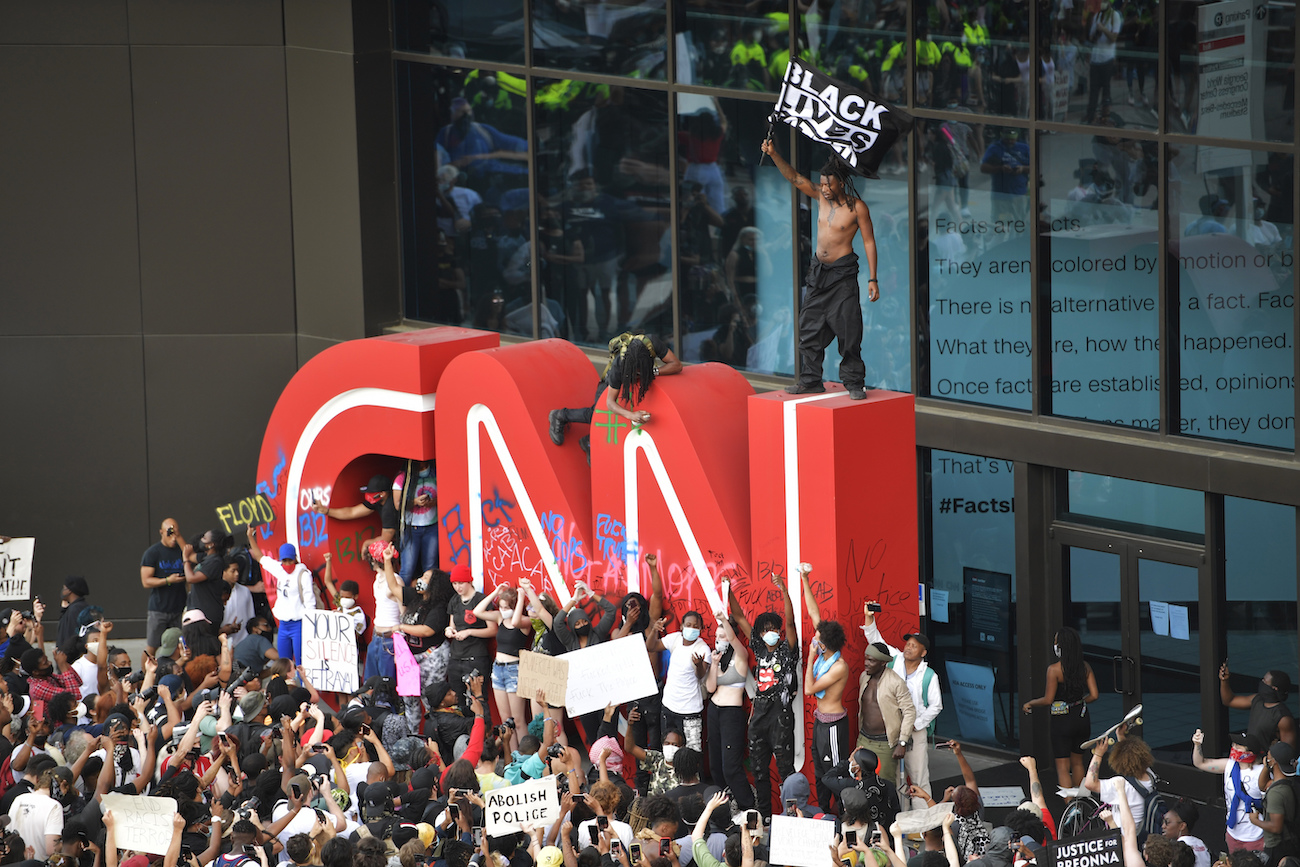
[[547, 332, 682, 460], [759, 138, 879, 400], [1021, 626, 1099, 788]]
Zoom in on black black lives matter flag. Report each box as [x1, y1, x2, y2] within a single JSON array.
[[769, 59, 913, 179]]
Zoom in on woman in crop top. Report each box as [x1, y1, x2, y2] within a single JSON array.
[[705, 613, 754, 809], [364, 540, 404, 681], [472, 583, 532, 752]]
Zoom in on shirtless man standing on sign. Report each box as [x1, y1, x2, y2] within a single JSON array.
[[760, 137, 879, 399]]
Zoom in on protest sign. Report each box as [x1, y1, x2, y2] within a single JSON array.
[[393, 633, 420, 696], [564, 633, 658, 716], [517, 650, 569, 705], [0, 538, 34, 601], [103, 793, 179, 855], [980, 786, 1027, 808], [769, 815, 837, 867], [301, 609, 359, 694], [215, 494, 276, 533], [894, 802, 954, 835], [484, 775, 561, 838], [1045, 829, 1122, 867]]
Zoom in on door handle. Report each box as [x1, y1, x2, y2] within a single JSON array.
[[1112, 656, 1124, 694], [1124, 656, 1137, 696]]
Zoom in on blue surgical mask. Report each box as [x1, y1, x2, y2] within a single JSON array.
[[763, 632, 780, 647], [682, 627, 701, 643]]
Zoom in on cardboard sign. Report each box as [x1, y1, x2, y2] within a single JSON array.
[[769, 814, 837, 867], [517, 650, 569, 706], [1045, 828, 1123, 867], [979, 786, 1027, 808], [103, 793, 179, 855], [301, 609, 359, 694], [563, 633, 659, 716], [0, 538, 34, 602], [894, 802, 954, 835], [484, 775, 561, 838], [215, 493, 276, 533]]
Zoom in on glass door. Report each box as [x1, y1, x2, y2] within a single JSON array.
[[1056, 526, 1207, 775]]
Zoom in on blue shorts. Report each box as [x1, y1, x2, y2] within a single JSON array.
[[492, 660, 519, 693]]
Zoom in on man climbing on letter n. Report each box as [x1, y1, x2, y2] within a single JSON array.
[[761, 137, 879, 400]]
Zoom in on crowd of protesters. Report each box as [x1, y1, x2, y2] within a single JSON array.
[[0, 499, 1293, 867]]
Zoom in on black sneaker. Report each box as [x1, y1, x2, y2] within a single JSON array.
[[784, 382, 827, 394], [548, 410, 567, 446], [847, 386, 867, 400]]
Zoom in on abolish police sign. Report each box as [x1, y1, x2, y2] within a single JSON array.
[[484, 775, 562, 838], [1044, 828, 1123, 867], [769, 59, 912, 178]]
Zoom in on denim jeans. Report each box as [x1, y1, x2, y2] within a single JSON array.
[[400, 524, 440, 583], [364, 634, 396, 680]]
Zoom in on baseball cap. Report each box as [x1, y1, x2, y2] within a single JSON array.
[[158, 628, 182, 657], [1270, 742, 1297, 772], [1232, 730, 1268, 756], [360, 475, 391, 494], [538, 847, 564, 867], [278, 543, 298, 561], [182, 609, 210, 626], [903, 633, 931, 651], [27, 754, 58, 776]]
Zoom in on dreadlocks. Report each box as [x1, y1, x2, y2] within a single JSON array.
[[616, 340, 656, 407], [819, 154, 862, 206]]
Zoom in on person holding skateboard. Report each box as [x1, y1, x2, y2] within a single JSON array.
[[1021, 626, 1099, 788]]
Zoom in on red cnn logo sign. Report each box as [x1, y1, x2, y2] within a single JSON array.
[[254, 328, 917, 782]]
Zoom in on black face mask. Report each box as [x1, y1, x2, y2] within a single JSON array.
[[1260, 683, 1281, 702], [112, 665, 132, 679], [573, 621, 591, 637]]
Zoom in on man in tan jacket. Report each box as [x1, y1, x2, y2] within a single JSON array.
[[856, 642, 917, 791]]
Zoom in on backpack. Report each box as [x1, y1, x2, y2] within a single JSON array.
[[1124, 774, 1169, 845], [1270, 775, 1300, 841]]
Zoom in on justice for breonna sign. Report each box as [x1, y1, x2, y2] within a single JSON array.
[[769, 59, 913, 178]]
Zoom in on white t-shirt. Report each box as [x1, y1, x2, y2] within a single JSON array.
[[263, 557, 315, 622], [344, 761, 373, 820], [90, 746, 143, 787], [661, 632, 710, 715], [8, 790, 62, 859], [1224, 762, 1265, 841], [71, 655, 99, 700], [578, 817, 634, 851], [1179, 835, 1211, 867], [1089, 9, 1121, 63], [224, 582, 257, 646], [1100, 774, 1152, 827], [270, 800, 317, 845], [372, 572, 401, 629]]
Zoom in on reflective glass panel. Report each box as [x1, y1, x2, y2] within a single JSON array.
[[928, 450, 1018, 748], [922, 123, 1032, 408], [1167, 0, 1294, 142], [1065, 470, 1203, 535], [678, 97, 795, 376], [396, 62, 532, 332], [675, 1, 785, 90], [1171, 145, 1294, 449], [532, 0, 667, 78], [393, 0, 525, 63], [1224, 497, 1298, 735], [533, 82, 673, 348], [799, 0, 907, 106], [920, 2, 1030, 116], [1047, 0, 1159, 131], [1041, 131, 1160, 427]]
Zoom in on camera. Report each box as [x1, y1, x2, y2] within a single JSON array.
[[124, 670, 146, 686], [502, 717, 516, 730], [546, 743, 565, 759], [226, 664, 255, 694], [19, 611, 32, 622], [139, 687, 158, 704], [462, 669, 480, 685], [867, 602, 882, 613]]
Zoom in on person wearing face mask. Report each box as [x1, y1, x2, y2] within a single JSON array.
[[445, 565, 497, 714], [364, 540, 403, 682], [395, 461, 440, 585], [1194, 729, 1268, 854], [23, 648, 82, 705], [68, 622, 112, 703], [645, 609, 710, 752], [624, 707, 685, 797], [1021, 626, 1099, 789], [234, 616, 281, 672], [395, 569, 453, 733], [56, 577, 91, 649], [1219, 665, 1297, 751], [551, 579, 617, 743], [705, 612, 751, 809], [725, 569, 800, 821], [471, 584, 531, 753]]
